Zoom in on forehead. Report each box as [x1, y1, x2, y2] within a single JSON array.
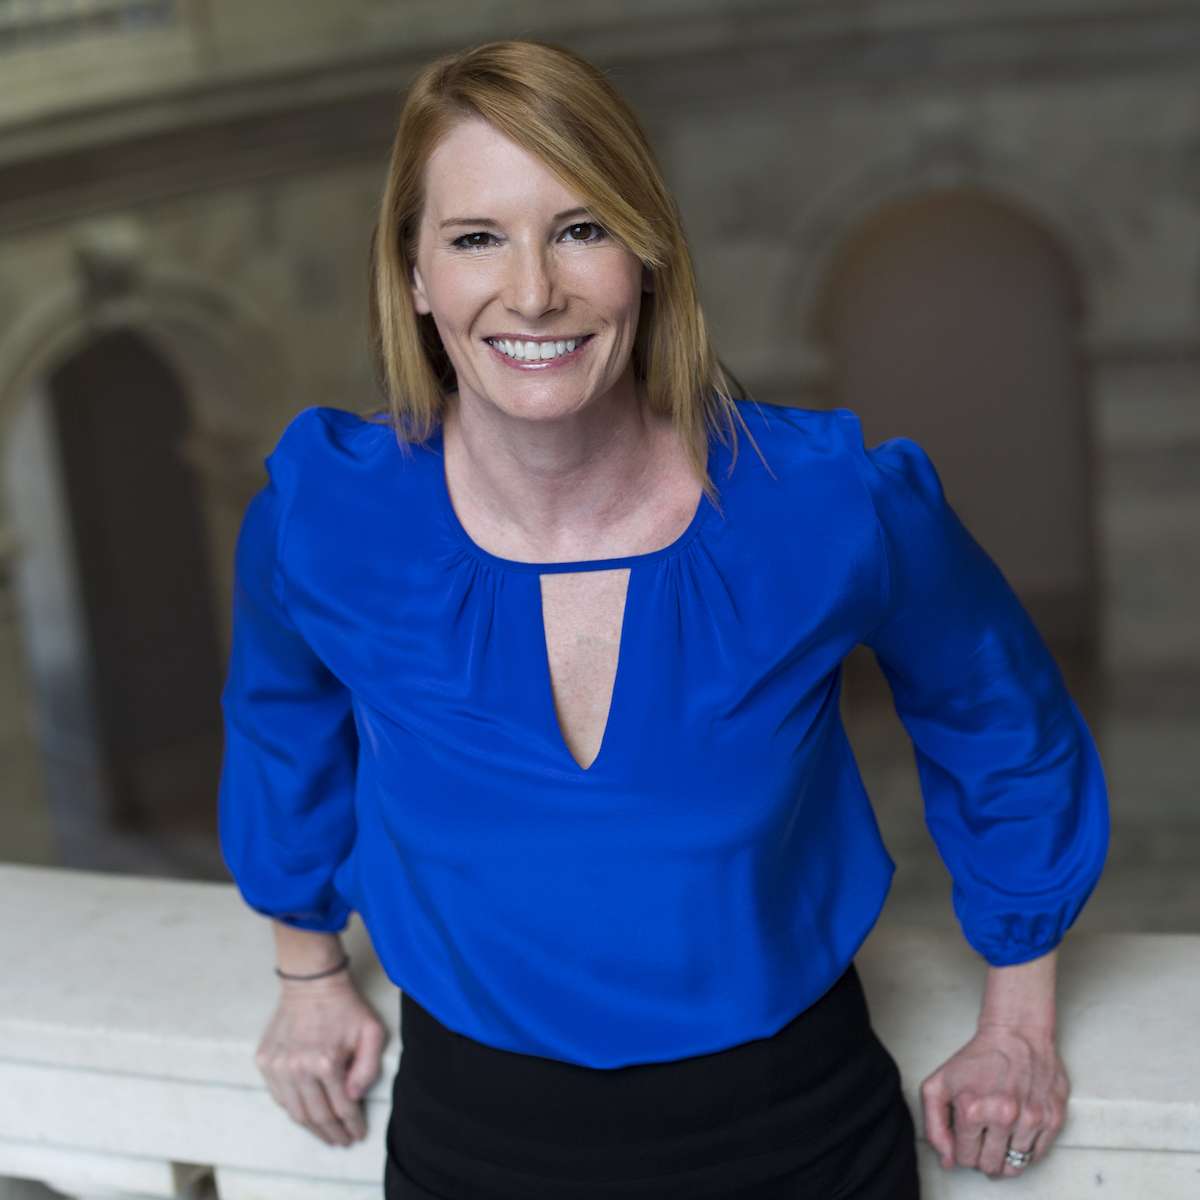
[[421, 119, 584, 218]]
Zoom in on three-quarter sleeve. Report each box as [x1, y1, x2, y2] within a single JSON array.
[[218, 413, 358, 932], [841, 413, 1109, 967]]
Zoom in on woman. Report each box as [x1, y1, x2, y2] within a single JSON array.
[[220, 40, 1108, 1199]]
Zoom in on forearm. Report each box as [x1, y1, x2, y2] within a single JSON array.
[[272, 920, 347, 977], [978, 949, 1058, 1041]]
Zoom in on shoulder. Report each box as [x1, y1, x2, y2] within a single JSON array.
[[264, 406, 439, 519], [715, 401, 885, 541], [722, 401, 872, 498], [731, 398, 847, 458], [248, 407, 436, 567], [705, 402, 891, 626], [267, 407, 397, 486], [728, 400, 882, 476], [729, 401, 944, 512], [732, 401, 932, 478], [259, 408, 445, 585], [716, 402, 861, 518]]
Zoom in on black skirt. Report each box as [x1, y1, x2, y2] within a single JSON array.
[[385, 965, 918, 1200]]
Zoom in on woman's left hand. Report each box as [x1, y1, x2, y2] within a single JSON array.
[[920, 950, 1069, 1178]]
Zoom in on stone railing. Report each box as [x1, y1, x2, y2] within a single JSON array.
[[0, 862, 1196, 1199]]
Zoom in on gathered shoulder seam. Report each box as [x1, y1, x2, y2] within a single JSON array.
[[270, 410, 323, 631], [831, 411, 891, 641]]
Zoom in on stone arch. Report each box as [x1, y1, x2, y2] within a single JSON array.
[[0, 221, 284, 866], [0, 219, 283, 645], [762, 133, 1118, 399]]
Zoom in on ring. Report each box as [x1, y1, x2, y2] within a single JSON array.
[[1004, 1147, 1033, 1170]]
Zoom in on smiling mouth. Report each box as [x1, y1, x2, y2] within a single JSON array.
[[486, 336, 588, 362]]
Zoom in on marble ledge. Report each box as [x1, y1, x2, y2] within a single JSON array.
[[859, 925, 1200, 1149], [0, 864, 399, 1090], [0, 862, 1197, 1184]]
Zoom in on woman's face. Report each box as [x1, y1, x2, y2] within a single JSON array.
[[410, 119, 650, 426]]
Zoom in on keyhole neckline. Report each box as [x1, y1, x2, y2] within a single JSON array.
[[433, 434, 714, 575]]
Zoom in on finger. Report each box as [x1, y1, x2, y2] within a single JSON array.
[[1000, 1128, 1040, 1177], [255, 1052, 286, 1107], [345, 1019, 387, 1101], [321, 1056, 368, 1142], [297, 1073, 354, 1146], [304, 1043, 367, 1141], [269, 1063, 317, 1134], [1030, 1123, 1059, 1164], [919, 1077, 956, 1170], [998, 1108, 1036, 1176], [255, 1041, 288, 1098], [262, 1071, 292, 1116], [978, 1119, 1017, 1178], [330, 1093, 367, 1142], [950, 1098, 985, 1171], [1034, 1088, 1068, 1157], [1001, 1108, 1045, 1177], [1000, 1139, 1037, 1179]]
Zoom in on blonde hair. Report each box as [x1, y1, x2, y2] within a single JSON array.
[[370, 39, 743, 492]]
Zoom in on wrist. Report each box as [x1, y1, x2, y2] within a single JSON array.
[[976, 1014, 1057, 1045], [276, 954, 350, 983], [978, 950, 1058, 1041], [271, 921, 346, 978], [277, 969, 360, 999]]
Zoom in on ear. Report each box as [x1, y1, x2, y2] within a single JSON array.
[[642, 264, 655, 294], [411, 263, 432, 315]]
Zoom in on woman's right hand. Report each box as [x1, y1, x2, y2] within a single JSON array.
[[257, 926, 388, 1146]]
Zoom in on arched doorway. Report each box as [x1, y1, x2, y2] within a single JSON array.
[[818, 189, 1094, 656], [7, 329, 226, 860], [0, 256, 277, 875], [49, 329, 226, 833]]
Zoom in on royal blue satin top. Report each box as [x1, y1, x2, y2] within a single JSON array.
[[219, 402, 1108, 1068]]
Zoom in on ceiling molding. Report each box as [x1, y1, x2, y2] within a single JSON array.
[[2, 0, 1200, 234]]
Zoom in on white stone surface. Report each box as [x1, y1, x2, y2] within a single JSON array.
[[857, 926, 1200, 1155], [0, 1142, 205, 1199], [0, 864, 396, 1197], [917, 1143, 1200, 1198], [214, 1166, 379, 1200], [0, 864, 399, 1086], [0, 864, 1197, 1197]]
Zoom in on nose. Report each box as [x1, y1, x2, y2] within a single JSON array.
[[504, 242, 562, 321]]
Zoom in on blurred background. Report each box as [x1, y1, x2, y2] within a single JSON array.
[[0, 0, 1195, 932]]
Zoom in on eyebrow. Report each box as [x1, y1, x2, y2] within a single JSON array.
[[439, 207, 593, 230]]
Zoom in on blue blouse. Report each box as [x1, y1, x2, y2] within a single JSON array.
[[219, 402, 1108, 1069]]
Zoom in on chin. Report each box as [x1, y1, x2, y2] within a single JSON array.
[[481, 378, 602, 424], [496, 395, 594, 424]]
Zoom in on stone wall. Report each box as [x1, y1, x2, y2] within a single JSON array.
[[0, 0, 1197, 863]]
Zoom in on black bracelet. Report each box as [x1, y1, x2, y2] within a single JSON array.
[[275, 954, 350, 982]]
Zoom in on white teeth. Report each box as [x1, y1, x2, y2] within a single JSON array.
[[490, 337, 582, 360]]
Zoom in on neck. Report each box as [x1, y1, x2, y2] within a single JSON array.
[[442, 368, 690, 564]]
